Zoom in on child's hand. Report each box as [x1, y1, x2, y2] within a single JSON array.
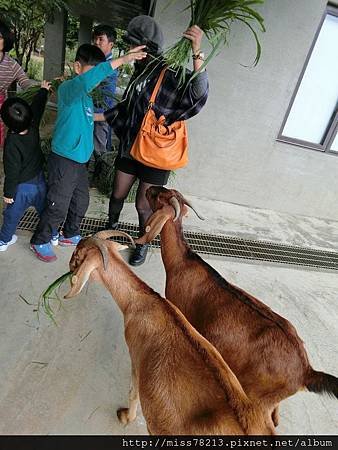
[[183, 25, 203, 54], [123, 45, 147, 64], [41, 80, 52, 91], [111, 46, 147, 70], [3, 197, 14, 204]]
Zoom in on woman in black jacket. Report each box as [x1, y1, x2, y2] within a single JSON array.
[[103, 15, 209, 266]]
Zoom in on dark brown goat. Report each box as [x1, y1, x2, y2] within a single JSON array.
[[64, 231, 274, 435], [136, 186, 338, 427]]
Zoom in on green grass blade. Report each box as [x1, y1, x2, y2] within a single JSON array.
[[236, 17, 263, 66], [38, 271, 72, 325]]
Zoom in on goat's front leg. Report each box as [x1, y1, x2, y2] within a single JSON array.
[[117, 365, 139, 426]]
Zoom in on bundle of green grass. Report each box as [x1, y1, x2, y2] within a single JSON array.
[[164, 0, 265, 84], [18, 76, 117, 110]]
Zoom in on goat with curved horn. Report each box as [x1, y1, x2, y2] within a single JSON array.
[[64, 236, 274, 435], [136, 186, 338, 430]]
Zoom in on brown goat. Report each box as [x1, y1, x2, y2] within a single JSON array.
[[136, 186, 338, 427], [64, 231, 275, 435]]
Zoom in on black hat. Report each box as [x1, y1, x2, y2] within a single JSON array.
[[124, 15, 164, 55]]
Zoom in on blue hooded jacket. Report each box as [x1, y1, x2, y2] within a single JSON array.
[[52, 61, 116, 163]]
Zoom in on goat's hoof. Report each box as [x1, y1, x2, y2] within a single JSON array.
[[117, 407, 131, 426], [272, 416, 279, 427], [272, 408, 280, 427]]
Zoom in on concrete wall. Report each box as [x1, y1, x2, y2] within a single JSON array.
[[155, 0, 338, 220], [43, 10, 67, 79], [78, 16, 93, 46]]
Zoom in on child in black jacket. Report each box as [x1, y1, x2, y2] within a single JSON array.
[[0, 81, 51, 251]]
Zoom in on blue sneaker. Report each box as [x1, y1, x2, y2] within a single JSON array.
[[51, 232, 59, 246], [0, 234, 18, 252], [30, 242, 57, 262], [58, 234, 82, 247]]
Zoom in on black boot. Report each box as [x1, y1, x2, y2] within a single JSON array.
[[129, 243, 149, 266], [105, 213, 120, 230]]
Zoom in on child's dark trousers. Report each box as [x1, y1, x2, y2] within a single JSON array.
[[30, 152, 89, 245]]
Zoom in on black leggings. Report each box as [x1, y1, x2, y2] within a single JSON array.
[[108, 170, 155, 231]]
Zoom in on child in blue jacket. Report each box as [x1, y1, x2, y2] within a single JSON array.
[[30, 43, 146, 262]]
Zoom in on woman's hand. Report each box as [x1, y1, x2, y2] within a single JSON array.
[[183, 25, 203, 55], [183, 25, 205, 72], [3, 197, 14, 204]]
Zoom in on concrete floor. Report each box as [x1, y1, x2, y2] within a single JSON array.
[[0, 192, 337, 435]]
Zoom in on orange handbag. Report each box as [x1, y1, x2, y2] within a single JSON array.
[[130, 68, 188, 170]]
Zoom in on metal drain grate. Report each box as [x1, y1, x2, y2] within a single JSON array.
[[18, 209, 338, 271]]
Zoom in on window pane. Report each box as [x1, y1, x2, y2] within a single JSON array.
[[282, 13, 338, 144]]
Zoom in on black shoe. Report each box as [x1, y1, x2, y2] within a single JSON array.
[[129, 244, 149, 266], [105, 213, 120, 230], [105, 221, 119, 230]]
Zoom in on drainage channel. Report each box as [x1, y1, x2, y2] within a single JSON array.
[[18, 209, 338, 271]]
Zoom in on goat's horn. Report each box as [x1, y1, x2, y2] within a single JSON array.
[[93, 230, 136, 249], [183, 198, 205, 221], [84, 237, 109, 271], [169, 197, 180, 222]]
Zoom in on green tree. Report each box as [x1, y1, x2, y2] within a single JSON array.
[[66, 14, 80, 50], [0, 0, 69, 71], [0, 0, 94, 72], [115, 28, 128, 56]]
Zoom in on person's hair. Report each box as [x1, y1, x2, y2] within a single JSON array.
[[93, 24, 117, 43], [0, 97, 33, 133], [75, 44, 106, 66], [0, 20, 14, 53]]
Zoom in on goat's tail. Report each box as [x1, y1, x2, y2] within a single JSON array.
[[305, 370, 338, 399]]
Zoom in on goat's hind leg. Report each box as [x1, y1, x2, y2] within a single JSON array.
[[117, 365, 139, 426]]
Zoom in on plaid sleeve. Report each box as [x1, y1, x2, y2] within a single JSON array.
[[104, 101, 128, 139], [159, 69, 209, 124], [178, 70, 209, 121]]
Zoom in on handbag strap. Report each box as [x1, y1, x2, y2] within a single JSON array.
[[149, 68, 167, 106]]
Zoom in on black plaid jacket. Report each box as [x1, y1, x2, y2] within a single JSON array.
[[104, 63, 209, 159]]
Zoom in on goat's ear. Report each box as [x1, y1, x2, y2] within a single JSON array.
[[135, 206, 174, 244], [64, 258, 99, 299]]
